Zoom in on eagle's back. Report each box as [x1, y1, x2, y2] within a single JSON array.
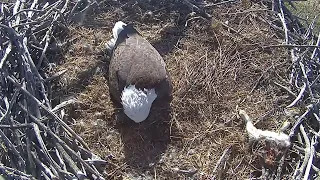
[[108, 27, 172, 103]]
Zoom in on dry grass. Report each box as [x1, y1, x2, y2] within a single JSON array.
[[52, 0, 298, 179]]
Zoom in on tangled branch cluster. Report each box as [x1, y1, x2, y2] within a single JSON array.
[[0, 0, 105, 179], [248, 0, 320, 179]]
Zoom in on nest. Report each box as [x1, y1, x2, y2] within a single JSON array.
[[0, 0, 106, 179], [0, 0, 319, 179]]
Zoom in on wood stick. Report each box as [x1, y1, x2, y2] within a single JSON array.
[[0, 164, 34, 180], [19, 103, 105, 180], [273, 81, 297, 97], [263, 44, 320, 49], [294, 125, 311, 180], [286, 82, 306, 108], [6, 74, 89, 149], [32, 123, 61, 177], [303, 137, 316, 180], [31, 152, 57, 179], [289, 106, 311, 137]]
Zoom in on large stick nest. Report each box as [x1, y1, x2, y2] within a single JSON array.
[[0, 0, 319, 179]]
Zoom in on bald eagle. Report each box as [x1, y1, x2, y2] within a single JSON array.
[[106, 21, 172, 123]]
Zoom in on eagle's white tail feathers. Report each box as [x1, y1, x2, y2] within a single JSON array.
[[121, 85, 157, 123]]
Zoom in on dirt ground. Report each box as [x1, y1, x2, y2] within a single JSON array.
[[51, 0, 298, 179]]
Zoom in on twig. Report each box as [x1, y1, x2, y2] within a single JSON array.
[[303, 137, 316, 180], [286, 82, 306, 108], [32, 123, 61, 177], [37, 26, 52, 69], [205, 0, 238, 7], [0, 42, 12, 69], [278, 0, 289, 44], [54, 146, 67, 171], [0, 128, 25, 171], [294, 125, 311, 180], [8, 9, 43, 21], [28, 0, 39, 19], [52, 98, 77, 112], [303, 16, 318, 40], [45, 69, 68, 82], [289, 106, 311, 137], [0, 123, 32, 129], [0, 164, 35, 180], [293, 159, 301, 179], [181, 0, 212, 19], [273, 81, 297, 98], [311, 32, 320, 59], [257, 16, 302, 41], [31, 152, 57, 180], [276, 150, 287, 180], [212, 145, 232, 179], [22, 86, 37, 177], [55, 142, 86, 179], [299, 61, 314, 100], [2, 19, 51, 109], [310, 74, 320, 87], [221, 9, 273, 15], [12, 0, 22, 30], [22, 35, 52, 109], [263, 44, 320, 49], [0, 88, 24, 156]]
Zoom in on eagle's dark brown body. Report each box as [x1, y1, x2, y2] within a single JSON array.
[[108, 24, 172, 104]]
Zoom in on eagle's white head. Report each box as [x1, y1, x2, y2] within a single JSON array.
[[121, 85, 157, 123], [106, 21, 127, 51]]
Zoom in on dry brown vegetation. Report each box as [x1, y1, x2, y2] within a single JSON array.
[[49, 0, 302, 179]]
